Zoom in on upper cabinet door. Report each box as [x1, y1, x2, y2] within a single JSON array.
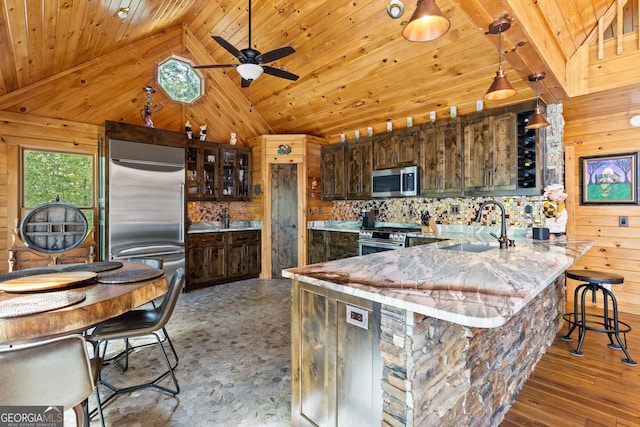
[[346, 138, 372, 199], [463, 113, 516, 194], [419, 121, 462, 196], [321, 144, 346, 200], [220, 146, 252, 201], [373, 129, 417, 170]]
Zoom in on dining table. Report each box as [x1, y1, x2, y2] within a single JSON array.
[[0, 261, 169, 344]]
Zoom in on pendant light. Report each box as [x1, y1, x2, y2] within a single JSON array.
[[402, 0, 450, 42], [484, 15, 516, 101], [525, 72, 550, 129]]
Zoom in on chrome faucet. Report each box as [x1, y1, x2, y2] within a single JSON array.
[[475, 201, 515, 249]]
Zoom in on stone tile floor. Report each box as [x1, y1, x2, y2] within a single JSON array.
[[88, 278, 292, 426]]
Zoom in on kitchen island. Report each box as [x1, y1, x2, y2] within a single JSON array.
[[283, 234, 593, 427]]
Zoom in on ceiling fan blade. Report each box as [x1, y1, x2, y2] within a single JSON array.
[[212, 36, 248, 62], [262, 66, 299, 81], [193, 64, 238, 69], [241, 78, 252, 88], [256, 46, 296, 64]]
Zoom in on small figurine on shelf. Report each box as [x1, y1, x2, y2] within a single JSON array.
[[542, 183, 568, 239], [185, 121, 192, 139], [199, 124, 207, 141], [230, 132, 237, 145]]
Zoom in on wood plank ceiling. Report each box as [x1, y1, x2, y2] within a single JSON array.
[[0, 0, 621, 139]]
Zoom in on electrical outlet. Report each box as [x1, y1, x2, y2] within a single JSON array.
[[619, 216, 629, 227], [451, 205, 460, 214]]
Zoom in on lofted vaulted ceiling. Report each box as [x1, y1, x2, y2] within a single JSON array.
[[0, 0, 633, 141]]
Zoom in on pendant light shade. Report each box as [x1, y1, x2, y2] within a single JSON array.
[[484, 16, 517, 101], [402, 0, 450, 42], [485, 68, 516, 101], [525, 72, 550, 129]]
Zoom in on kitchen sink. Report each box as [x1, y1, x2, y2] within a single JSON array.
[[440, 243, 498, 253]]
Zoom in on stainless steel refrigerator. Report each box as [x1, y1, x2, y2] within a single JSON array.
[[100, 139, 185, 279]]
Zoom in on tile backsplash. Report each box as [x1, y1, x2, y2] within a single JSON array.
[[332, 195, 548, 228], [188, 201, 245, 223]]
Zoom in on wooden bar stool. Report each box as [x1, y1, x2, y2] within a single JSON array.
[[561, 270, 636, 366]]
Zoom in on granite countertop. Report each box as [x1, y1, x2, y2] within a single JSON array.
[[188, 221, 261, 233], [283, 233, 594, 328]]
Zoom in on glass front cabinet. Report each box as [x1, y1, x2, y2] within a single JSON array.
[[187, 143, 219, 200], [220, 146, 251, 201]]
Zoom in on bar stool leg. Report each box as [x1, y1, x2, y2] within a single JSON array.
[[569, 284, 590, 357], [601, 286, 637, 366], [561, 283, 587, 342]]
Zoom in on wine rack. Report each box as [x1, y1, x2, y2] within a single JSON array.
[[517, 111, 538, 189]]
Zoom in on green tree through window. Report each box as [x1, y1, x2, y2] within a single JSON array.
[[157, 58, 203, 103], [23, 149, 94, 229]]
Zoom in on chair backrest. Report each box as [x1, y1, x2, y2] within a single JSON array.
[[155, 267, 185, 328], [0, 335, 96, 409], [126, 257, 163, 269]]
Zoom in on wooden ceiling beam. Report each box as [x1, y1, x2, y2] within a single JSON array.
[[451, 0, 570, 103]]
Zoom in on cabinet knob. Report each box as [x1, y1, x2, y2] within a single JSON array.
[[290, 224, 297, 229]]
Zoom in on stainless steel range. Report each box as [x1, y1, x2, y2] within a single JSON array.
[[358, 226, 421, 256]]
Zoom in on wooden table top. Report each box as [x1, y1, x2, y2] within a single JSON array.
[[0, 262, 168, 344]]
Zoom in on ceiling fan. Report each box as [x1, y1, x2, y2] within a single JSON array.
[[194, 0, 299, 88]]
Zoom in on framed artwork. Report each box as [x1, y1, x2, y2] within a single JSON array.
[[580, 152, 640, 205]]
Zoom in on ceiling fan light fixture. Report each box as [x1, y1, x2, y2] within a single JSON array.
[[237, 63, 263, 81], [484, 15, 517, 101], [402, 0, 450, 42], [525, 72, 550, 129]]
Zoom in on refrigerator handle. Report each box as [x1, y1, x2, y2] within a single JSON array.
[[180, 183, 185, 244]]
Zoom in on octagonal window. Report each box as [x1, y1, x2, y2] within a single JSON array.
[[157, 56, 203, 104]]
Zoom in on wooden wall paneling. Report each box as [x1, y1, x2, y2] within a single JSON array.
[[587, 32, 640, 93], [0, 113, 100, 273], [564, 85, 640, 315]]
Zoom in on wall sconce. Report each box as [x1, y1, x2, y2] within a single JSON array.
[[484, 15, 516, 101], [525, 72, 550, 129], [402, 0, 450, 42]]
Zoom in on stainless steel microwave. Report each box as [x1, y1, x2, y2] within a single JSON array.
[[371, 166, 419, 198]]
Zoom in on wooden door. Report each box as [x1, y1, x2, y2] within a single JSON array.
[[271, 164, 298, 277], [346, 139, 372, 199]]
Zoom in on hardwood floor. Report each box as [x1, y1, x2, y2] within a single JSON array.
[[501, 311, 640, 427]]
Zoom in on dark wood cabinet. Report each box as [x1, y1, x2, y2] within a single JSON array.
[[186, 230, 261, 290], [327, 231, 359, 260], [220, 146, 251, 201], [308, 229, 328, 264], [419, 121, 462, 196], [373, 128, 417, 170], [227, 230, 261, 279], [186, 143, 219, 200], [308, 230, 359, 264], [346, 138, 373, 199], [321, 144, 346, 200], [187, 233, 226, 289], [463, 112, 517, 194], [186, 143, 251, 201]]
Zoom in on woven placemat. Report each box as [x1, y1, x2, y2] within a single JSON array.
[[0, 267, 62, 283], [0, 291, 86, 318], [96, 268, 164, 284], [61, 261, 123, 273]]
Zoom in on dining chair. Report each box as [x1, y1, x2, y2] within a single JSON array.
[[0, 334, 104, 427], [87, 267, 185, 410]]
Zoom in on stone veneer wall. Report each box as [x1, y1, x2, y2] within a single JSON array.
[[380, 275, 565, 426]]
